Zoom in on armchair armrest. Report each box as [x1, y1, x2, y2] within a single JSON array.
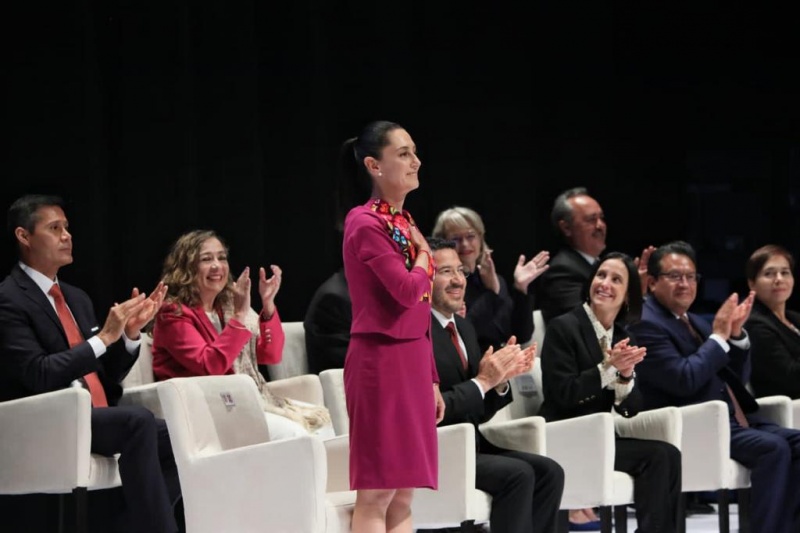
[[0, 388, 92, 493], [119, 383, 162, 418], [413, 424, 483, 527], [614, 406, 682, 449], [545, 413, 615, 508], [756, 395, 792, 427], [266, 374, 324, 406], [186, 435, 328, 532], [678, 401, 730, 491], [479, 416, 547, 455], [793, 399, 800, 430], [323, 435, 350, 493]]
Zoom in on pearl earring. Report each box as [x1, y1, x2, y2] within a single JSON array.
[[378, 172, 382, 177]]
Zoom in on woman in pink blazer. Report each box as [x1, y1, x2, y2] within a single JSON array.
[[151, 230, 330, 437]]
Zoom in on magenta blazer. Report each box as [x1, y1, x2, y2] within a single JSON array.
[[151, 302, 284, 381]]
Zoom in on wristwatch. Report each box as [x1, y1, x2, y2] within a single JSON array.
[[615, 370, 635, 384]]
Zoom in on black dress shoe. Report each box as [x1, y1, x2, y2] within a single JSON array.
[[686, 501, 716, 515]]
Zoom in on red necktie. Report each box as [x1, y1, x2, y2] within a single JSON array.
[[679, 314, 748, 427], [49, 284, 108, 408], [445, 322, 468, 370]]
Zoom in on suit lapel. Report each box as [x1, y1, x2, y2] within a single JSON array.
[[576, 308, 605, 365], [11, 266, 68, 344], [455, 315, 481, 378], [191, 305, 224, 340]]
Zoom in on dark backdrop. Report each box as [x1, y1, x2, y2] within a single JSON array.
[[4, 1, 799, 324]]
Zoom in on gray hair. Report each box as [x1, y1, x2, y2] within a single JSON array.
[[550, 187, 589, 233]]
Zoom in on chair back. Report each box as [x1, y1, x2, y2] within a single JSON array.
[[266, 321, 308, 380], [158, 375, 271, 463], [320, 369, 349, 436], [121, 332, 155, 388], [532, 309, 546, 349]]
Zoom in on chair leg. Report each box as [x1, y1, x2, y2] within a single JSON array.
[[58, 494, 66, 533], [737, 488, 751, 533], [557, 510, 570, 533], [677, 493, 687, 533], [614, 505, 628, 533], [73, 487, 88, 533], [459, 519, 478, 532], [718, 489, 730, 533], [599, 506, 613, 533]]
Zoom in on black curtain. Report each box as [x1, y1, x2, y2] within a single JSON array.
[[3, 1, 799, 321]]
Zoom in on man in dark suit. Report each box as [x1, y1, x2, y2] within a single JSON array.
[[631, 240, 800, 533], [303, 268, 351, 374], [428, 237, 564, 533], [535, 187, 606, 324], [0, 195, 180, 533]]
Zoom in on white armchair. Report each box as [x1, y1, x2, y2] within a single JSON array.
[[318, 368, 492, 529], [0, 388, 121, 533], [157, 374, 354, 533], [265, 321, 308, 380], [678, 395, 792, 533], [793, 398, 800, 430]]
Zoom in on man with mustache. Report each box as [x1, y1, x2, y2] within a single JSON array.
[[425, 237, 564, 533], [536, 187, 608, 324]]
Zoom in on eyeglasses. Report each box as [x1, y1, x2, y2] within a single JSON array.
[[658, 271, 702, 284], [447, 232, 478, 244]]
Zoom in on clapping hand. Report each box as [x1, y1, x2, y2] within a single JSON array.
[[124, 281, 168, 340], [606, 338, 646, 377], [259, 265, 282, 318], [477, 248, 500, 294], [232, 267, 252, 322], [513, 251, 550, 293]]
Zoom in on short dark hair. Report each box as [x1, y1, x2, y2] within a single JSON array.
[[746, 244, 795, 281], [550, 187, 588, 233], [7, 194, 65, 253], [427, 237, 457, 252], [647, 241, 697, 276], [582, 251, 643, 324]]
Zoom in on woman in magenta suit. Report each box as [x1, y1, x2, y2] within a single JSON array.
[[339, 120, 445, 532]]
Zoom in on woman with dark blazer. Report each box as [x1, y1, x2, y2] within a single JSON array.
[[540, 252, 682, 533], [745, 245, 800, 398]]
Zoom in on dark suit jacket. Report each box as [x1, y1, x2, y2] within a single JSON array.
[[432, 314, 512, 444], [630, 296, 758, 414], [303, 270, 352, 375], [746, 299, 800, 399], [535, 247, 594, 325], [539, 306, 642, 421], [0, 265, 138, 405], [465, 273, 534, 352]]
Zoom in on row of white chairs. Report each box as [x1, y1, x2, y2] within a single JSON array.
[[2, 314, 799, 532]]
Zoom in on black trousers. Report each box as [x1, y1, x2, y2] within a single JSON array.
[[476, 438, 565, 533], [615, 437, 681, 533], [91, 406, 179, 533]]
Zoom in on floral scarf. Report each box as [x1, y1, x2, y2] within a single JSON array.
[[369, 197, 435, 300]]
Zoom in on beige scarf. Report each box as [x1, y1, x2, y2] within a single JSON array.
[[229, 309, 331, 431]]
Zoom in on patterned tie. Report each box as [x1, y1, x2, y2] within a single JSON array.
[[679, 314, 748, 427], [445, 322, 468, 370], [49, 284, 108, 408]]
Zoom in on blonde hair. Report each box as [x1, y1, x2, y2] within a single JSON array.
[[160, 230, 234, 312], [432, 206, 490, 258]]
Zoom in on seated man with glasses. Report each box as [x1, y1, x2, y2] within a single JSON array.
[[630, 240, 800, 533]]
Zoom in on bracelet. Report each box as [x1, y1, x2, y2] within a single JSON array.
[[615, 370, 635, 384], [418, 249, 432, 263]]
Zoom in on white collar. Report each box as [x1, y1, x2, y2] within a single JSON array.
[[575, 249, 598, 265], [19, 262, 58, 297], [582, 302, 614, 348], [431, 308, 456, 330]]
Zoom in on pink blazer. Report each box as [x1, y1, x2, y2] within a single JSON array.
[[151, 302, 284, 381]]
